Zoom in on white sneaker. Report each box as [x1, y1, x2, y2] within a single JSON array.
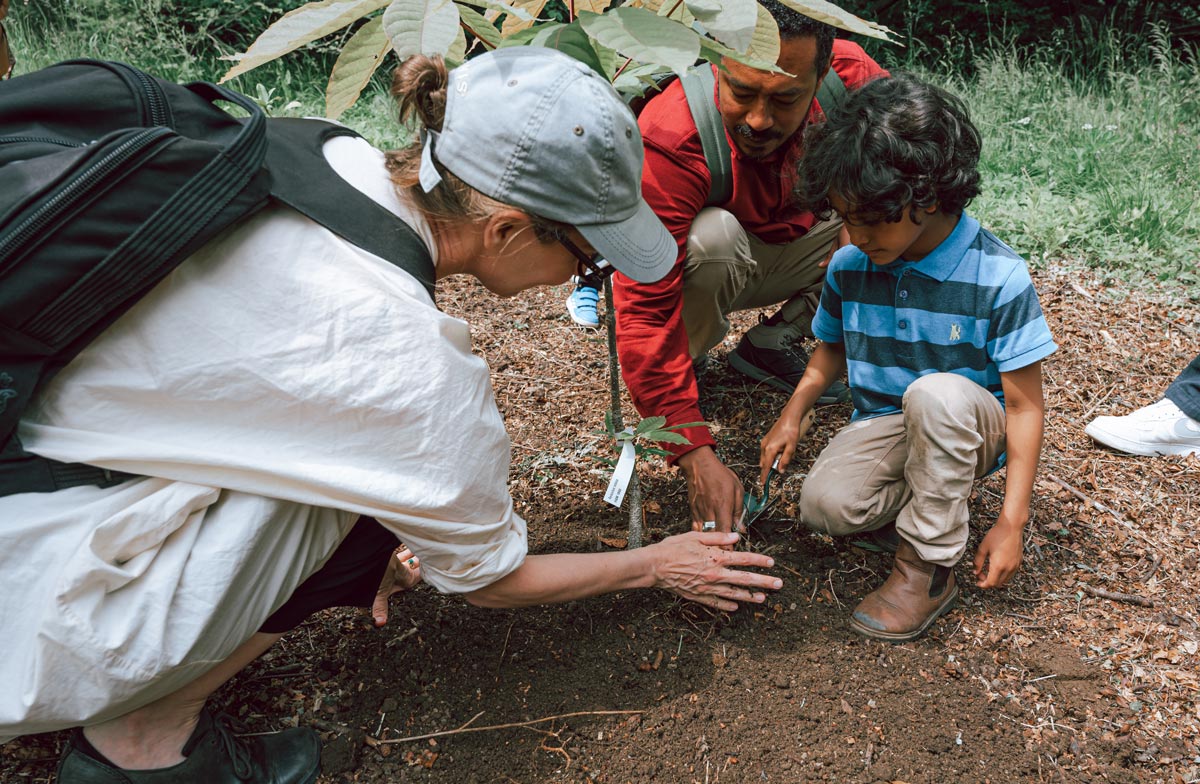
[[1085, 398, 1200, 456]]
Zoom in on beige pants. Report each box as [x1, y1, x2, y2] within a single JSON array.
[[798, 373, 1007, 567], [680, 208, 841, 359]]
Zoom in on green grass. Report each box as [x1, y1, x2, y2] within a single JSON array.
[[8, 5, 1199, 298], [900, 29, 1200, 298]]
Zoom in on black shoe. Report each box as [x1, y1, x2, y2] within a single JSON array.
[[57, 709, 321, 784], [850, 521, 901, 554], [728, 313, 850, 403]]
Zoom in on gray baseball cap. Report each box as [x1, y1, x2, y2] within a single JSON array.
[[418, 47, 675, 284]]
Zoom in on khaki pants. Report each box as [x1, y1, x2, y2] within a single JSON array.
[[798, 373, 1007, 567], [680, 208, 841, 359]]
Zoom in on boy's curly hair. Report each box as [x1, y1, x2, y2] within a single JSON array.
[[797, 73, 981, 224]]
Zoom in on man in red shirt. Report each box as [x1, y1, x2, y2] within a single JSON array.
[[612, 1, 886, 532]]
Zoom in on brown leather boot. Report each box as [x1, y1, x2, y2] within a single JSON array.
[[849, 539, 958, 642]]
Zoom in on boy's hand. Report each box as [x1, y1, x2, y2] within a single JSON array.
[[973, 517, 1024, 588], [759, 409, 814, 483]]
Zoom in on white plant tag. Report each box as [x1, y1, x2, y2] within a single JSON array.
[[604, 434, 637, 508]]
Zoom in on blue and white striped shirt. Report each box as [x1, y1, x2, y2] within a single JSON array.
[[812, 213, 1057, 420]]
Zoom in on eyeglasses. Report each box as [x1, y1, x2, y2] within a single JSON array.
[[557, 234, 613, 285]]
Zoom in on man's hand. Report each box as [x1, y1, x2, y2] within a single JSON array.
[[676, 446, 743, 533], [973, 517, 1024, 589]]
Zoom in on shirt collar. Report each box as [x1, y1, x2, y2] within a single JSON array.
[[890, 213, 979, 282]]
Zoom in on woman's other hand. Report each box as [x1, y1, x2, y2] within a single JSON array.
[[649, 531, 781, 611]]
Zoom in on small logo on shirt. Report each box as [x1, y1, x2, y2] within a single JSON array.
[[949, 324, 962, 341]]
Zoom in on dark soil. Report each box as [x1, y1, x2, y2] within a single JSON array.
[[3, 266, 1197, 783]]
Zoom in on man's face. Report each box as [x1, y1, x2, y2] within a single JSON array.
[[718, 36, 827, 159]]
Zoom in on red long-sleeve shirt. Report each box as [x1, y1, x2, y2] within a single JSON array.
[[613, 41, 886, 461]]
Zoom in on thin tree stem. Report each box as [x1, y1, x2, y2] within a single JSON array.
[[375, 710, 645, 744]]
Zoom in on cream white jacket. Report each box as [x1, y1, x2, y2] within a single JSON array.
[[0, 136, 528, 740]]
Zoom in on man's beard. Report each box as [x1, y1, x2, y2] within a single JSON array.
[[731, 124, 784, 157]]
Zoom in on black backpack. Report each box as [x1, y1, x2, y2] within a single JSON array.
[[0, 59, 436, 497], [642, 63, 848, 207]]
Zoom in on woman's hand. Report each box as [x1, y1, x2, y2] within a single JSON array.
[[372, 546, 422, 626], [649, 531, 781, 611], [759, 408, 814, 483]]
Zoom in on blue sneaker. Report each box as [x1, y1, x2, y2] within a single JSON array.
[[566, 283, 601, 328]]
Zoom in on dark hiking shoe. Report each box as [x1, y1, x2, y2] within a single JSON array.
[[849, 521, 901, 554], [728, 313, 850, 403], [57, 709, 321, 784], [849, 539, 958, 643]]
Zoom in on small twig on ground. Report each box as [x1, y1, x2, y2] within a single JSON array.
[[496, 618, 516, 678], [1044, 472, 1158, 547], [1078, 382, 1121, 424], [374, 710, 644, 745], [384, 626, 419, 649], [1044, 473, 1119, 517], [1076, 582, 1155, 607], [777, 562, 806, 580], [826, 569, 843, 608], [1068, 281, 1095, 301], [1139, 553, 1163, 582]]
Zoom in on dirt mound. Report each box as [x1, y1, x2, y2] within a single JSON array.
[[3, 266, 1196, 783]]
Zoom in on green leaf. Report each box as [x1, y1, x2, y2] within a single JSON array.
[[571, 0, 611, 16], [698, 17, 781, 72], [590, 38, 621, 80], [744, 2, 780, 68], [446, 16, 469, 63], [644, 429, 691, 445], [456, 2, 502, 48], [663, 420, 710, 430], [530, 21, 606, 77], [499, 0, 551, 35], [634, 415, 668, 435], [685, 0, 757, 54], [578, 8, 702, 78], [657, 0, 694, 26], [324, 16, 391, 119], [383, 0, 461, 61], [642, 447, 672, 458], [497, 21, 555, 46], [774, 0, 894, 42], [220, 0, 392, 83], [472, 0, 533, 21], [612, 62, 671, 95]]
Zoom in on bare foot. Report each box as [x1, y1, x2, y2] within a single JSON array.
[[372, 546, 422, 627]]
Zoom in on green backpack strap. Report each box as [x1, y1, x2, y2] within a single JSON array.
[[814, 67, 847, 117], [680, 65, 732, 207]]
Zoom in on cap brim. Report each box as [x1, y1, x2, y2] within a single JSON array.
[[577, 198, 676, 284]]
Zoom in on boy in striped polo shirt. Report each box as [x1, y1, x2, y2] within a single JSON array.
[[759, 73, 1057, 642]]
